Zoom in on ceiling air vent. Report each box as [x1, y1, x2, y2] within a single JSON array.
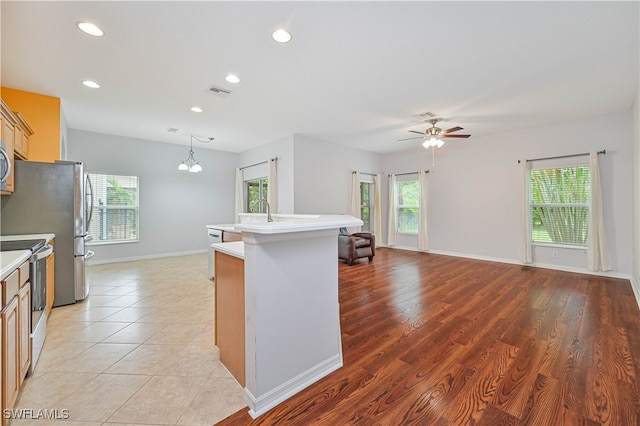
[[207, 85, 232, 97], [167, 127, 179, 133]]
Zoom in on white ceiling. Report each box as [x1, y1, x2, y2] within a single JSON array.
[[1, 1, 638, 154]]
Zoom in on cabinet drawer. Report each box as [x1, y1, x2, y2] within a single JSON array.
[[18, 260, 29, 288], [2, 269, 19, 308]]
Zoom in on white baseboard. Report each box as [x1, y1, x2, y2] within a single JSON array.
[[631, 277, 640, 310], [391, 246, 633, 281], [243, 354, 343, 419], [86, 249, 207, 265]]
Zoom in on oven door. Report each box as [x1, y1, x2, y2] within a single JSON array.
[[31, 244, 53, 328]]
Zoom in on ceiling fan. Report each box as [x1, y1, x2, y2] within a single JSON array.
[[399, 116, 471, 148]]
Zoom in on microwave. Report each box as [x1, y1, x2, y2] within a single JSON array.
[[0, 141, 10, 191]]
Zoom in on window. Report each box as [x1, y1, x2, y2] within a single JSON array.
[[246, 177, 268, 213], [88, 173, 139, 244], [360, 181, 374, 232], [397, 179, 419, 234], [530, 165, 590, 246]]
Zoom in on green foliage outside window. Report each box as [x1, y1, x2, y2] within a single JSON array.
[[530, 166, 590, 246], [397, 180, 419, 234]]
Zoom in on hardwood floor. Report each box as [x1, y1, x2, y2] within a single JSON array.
[[216, 248, 640, 425]]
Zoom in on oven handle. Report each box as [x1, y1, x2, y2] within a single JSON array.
[[35, 244, 54, 260]]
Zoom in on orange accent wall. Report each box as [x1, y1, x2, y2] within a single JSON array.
[[1, 87, 60, 162]]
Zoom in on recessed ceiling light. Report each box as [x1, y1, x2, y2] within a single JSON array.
[[77, 22, 104, 37], [225, 74, 240, 84], [272, 28, 292, 43], [82, 80, 100, 89], [190, 106, 203, 113]]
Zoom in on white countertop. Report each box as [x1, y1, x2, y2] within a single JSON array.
[[235, 214, 362, 234], [1, 233, 56, 243], [206, 224, 239, 233], [211, 241, 244, 259], [0, 250, 31, 281]]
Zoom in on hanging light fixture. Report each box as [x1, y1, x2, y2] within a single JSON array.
[[178, 135, 213, 173]]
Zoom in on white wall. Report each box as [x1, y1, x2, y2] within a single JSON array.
[[292, 134, 382, 215], [68, 129, 238, 263], [383, 110, 634, 275], [238, 135, 295, 214]]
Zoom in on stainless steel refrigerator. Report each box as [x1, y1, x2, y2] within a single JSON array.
[[1, 160, 94, 306]]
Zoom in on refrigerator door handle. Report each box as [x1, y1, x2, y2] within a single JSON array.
[[85, 173, 94, 228], [86, 250, 95, 260], [84, 234, 94, 243]]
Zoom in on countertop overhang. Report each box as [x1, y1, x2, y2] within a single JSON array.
[[234, 214, 362, 234]]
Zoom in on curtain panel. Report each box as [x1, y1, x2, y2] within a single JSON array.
[[387, 174, 397, 246], [234, 168, 244, 223], [374, 174, 382, 240], [587, 151, 611, 271], [268, 158, 278, 214], [418, 170, 429, 251], [520, 161, 532, 264], [350, 171, 362, 233]]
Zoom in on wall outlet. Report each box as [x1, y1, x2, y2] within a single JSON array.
[[552, 251, 559, 258]]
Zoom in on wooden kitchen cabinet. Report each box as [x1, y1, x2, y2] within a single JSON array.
[[215, 251, 245, 386], [1, 98, 34, 195], [13, 112, 33, 160], [1, 100, 16, 194], [2, 295, 20, 413], [18, 284, 30, 383]]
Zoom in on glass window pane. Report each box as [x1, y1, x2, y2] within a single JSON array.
[[530, 166, 590, 247], [398, 207, 419, 234], [89, 173, 139, 244]]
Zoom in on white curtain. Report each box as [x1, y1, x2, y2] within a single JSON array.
[[268, 158, 278, 214], [520, 160, 532, 263], [387, 174, 397, 246], [350, 171, 361, 232], [418, 171, 429, 251], [373, 174, 382, 239], [587, 151, 611, 271], [234, 168, 244, 223]]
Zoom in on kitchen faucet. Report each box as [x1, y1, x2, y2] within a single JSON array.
[[252, 198, 273, 222]]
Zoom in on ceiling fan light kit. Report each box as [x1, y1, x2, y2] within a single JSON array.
[[399, 114, 471, 149]]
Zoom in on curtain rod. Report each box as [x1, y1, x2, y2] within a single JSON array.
[[239, 157, 277, 171], [352, 171, 380, 176], [388, 170, 429, 177], [518, 150, 606, 164]]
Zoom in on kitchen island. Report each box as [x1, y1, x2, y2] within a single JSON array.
[[212, 214, 361, 419]]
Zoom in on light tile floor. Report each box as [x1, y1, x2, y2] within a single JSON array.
[[9, 253, 246, 426]]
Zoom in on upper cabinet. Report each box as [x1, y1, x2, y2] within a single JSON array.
[[13, 112, 33, 160], [1, 99, 34, 195]]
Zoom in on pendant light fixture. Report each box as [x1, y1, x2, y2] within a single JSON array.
[[178, 135, 213, 173]]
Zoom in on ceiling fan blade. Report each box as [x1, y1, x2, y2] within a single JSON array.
[[444, 126, 463, 134], [398, 136, 426, 141], [408, 130, 426, 135], [442, 134, 471, 138]]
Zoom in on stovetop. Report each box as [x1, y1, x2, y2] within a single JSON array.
[[0, 239, 46, 253]]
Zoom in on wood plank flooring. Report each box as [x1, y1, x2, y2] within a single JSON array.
[[215, 248, 640, 425]]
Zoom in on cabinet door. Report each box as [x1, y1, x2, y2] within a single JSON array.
[[13, 125, 24, 159], [1, 114, 15, 193], [2, 296, 20, 411], [46, 251, 55, 317], [18, 284, 30, 382]]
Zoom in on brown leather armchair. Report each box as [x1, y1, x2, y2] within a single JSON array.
[[338, 228, 375, 265]]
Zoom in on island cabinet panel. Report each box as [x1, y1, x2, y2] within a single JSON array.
[[214, 251, 245, 387], [2, 296, 20, 413]]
